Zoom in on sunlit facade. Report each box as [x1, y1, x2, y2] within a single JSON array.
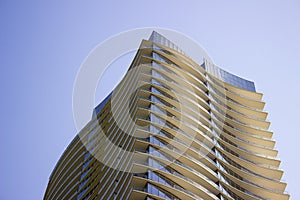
[[44, 32, 289, 200]]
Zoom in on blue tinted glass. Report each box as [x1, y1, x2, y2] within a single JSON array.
[[219, 68, 256, 92]]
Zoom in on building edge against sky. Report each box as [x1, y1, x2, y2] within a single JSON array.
[[44, 31, 289, 200]]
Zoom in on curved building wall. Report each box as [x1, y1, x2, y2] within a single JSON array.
[[44, 32, 289, 200]]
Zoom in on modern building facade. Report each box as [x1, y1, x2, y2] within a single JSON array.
[[44, 32, 289, 200]]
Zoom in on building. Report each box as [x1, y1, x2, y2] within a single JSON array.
[[44, 31, 289, 200]]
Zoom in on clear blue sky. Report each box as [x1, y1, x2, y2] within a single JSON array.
[[1, 1, 299, 199]]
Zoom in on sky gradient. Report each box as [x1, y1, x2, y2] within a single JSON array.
[[1, 1, 299, 199]]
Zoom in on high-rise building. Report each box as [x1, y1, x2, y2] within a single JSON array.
[[44, 31, 289, 200]]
